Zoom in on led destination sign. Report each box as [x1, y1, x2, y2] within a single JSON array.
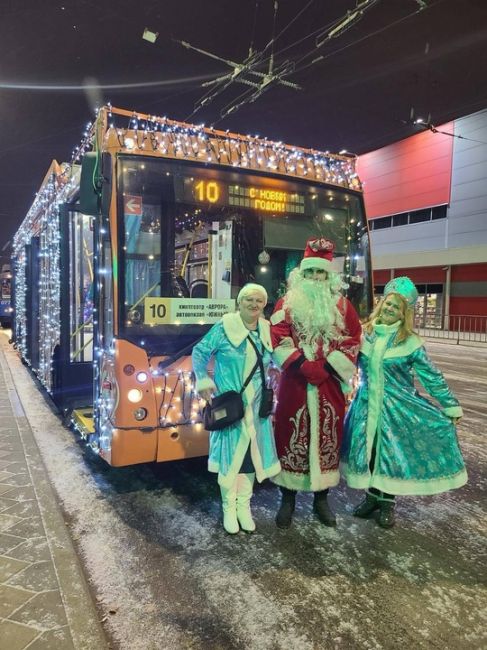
[[190, 179, 305, 214]]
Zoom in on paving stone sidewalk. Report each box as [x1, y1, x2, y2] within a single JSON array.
[[0, 342, 106, 650]]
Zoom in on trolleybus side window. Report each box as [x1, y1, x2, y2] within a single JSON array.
[[118, 157, 371, 353], [69, 212, 94, 362]]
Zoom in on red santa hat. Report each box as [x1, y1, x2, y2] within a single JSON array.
[[299, 237, 335, 272]]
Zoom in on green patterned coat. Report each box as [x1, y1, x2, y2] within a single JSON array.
[[341, 321, 467, 496]]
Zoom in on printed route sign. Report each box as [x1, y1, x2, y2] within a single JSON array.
[[144, 298, 235, 325]]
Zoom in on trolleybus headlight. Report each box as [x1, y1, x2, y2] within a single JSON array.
[[128, 309, 141, 323], [133, 407, 147, 421], [127, 388, 143, 403], [123, 364, 135, 376], [136, 371, 148, 383]]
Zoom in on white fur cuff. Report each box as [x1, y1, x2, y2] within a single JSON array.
[[443, 405, 463, 418], [273, 344, 299, 369], [327, 349, 356, 383], [195, 376, 216, 394]]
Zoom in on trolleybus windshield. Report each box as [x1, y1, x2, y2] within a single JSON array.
[[118, 156, 370, 353]]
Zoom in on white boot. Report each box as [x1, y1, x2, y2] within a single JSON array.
[[236, 473, 256, 533], [220, 480, 239, 534]]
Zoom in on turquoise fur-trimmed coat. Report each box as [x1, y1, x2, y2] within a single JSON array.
[[192, 312, 281, 489], [341, 321, 467, 496]]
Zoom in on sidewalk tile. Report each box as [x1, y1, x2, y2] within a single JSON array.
[[0, 496, 17, 512], [0, 471, 18, 482], [0, 473, 31, 487], [25, 626, 74, 650], [6, 560, 59, 592], [2, 500, 41, 518], [0, 484, 18, 496], [0, 583, 35, 618], [0, 460, 27, 472], [0, 452, 28, 463], [0, 513, 24, 532], [7, 538, 51, 564], [0, 440, 18, 449], [9, 590, 68, 630], [7, 516, 46, 538], [0, 533, 25, 554], [0, 555, 30, 581], [0, 618, 40, 650], [5, 487, 36, 501]]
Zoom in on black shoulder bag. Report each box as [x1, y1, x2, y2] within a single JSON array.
[[203, 352, 260, 431], [203, 336, 273, 430], [247, 336, 274, 418]]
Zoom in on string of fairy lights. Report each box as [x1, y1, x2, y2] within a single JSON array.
[[13, 104, 366, 457], [13, 169, 73, 389], [72, 105, 362, 191]]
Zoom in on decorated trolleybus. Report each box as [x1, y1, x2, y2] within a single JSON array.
[[12, 105, 372, 467]]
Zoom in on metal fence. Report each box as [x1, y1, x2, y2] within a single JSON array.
[[414, 314, 487, 344]]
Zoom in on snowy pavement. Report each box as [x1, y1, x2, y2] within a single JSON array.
[[0, 335, 106, 650], [2, 333, 487, 650]]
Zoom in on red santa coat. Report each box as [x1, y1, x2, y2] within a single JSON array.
[[270, 296, 362, 491]]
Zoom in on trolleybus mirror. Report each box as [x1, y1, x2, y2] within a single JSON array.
[[79, 152, 112, 216]]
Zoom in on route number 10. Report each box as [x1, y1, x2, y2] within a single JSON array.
[[149, 303, 166, 319], [195, 180, 220, 203]]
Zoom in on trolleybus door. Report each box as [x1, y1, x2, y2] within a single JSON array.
[[54, 208, 94, 411]]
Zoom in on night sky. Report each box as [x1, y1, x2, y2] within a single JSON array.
[[1, 0, 487, 266]]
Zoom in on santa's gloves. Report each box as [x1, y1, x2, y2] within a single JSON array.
[[299, 359, 329, 386]]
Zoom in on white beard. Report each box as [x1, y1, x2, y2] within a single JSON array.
[[284, 269, 345, 349]]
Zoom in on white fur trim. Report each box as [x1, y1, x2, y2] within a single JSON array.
[[195, 376, 216, 393], [237, 283, 268, 305], [271, 468, 339, 491], [361, 333, 423, 359], [327, 349, 355, 383], [273, 343, 299, 369], [306, 384, 339, 492], [257, 318, 273, 352], [270, 308, 286, 325], [443, 406, 463, 418], [342, 463, 468, 496], [222, 312, 272, 351], [300, 257, 331, 272], [364, 328, 389, 464]]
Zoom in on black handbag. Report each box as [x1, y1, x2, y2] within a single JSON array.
[[203, 391, 245, 431], [203, 355, 260, 431], [203, 335, 274, 430]]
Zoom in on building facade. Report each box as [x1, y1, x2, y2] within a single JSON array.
[[358, 108, 487, 329]]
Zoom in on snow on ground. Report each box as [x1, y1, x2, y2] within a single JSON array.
[[3, 335, 487, 649]]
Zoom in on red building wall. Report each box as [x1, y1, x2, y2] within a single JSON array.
[[450, 263, 487, 318], [358, 124, 454, 219]]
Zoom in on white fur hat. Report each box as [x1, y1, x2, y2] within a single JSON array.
[[236, 283, 268, 305]]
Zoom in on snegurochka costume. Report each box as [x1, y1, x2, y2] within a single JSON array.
[[192, 287, 280, 533], [342, 279, 467, 498], [270, 239, 362, 495]]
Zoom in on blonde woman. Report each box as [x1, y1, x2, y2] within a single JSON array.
[[341, 277, 467, 528]]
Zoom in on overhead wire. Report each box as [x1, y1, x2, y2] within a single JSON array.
[[260, 0, 315, 57], [248, 0, 260, 57], [292, 0, 447, 75], [189, 0, 315, 120]]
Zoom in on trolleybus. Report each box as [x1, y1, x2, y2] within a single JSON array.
[[13, 105, 372, 467]]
